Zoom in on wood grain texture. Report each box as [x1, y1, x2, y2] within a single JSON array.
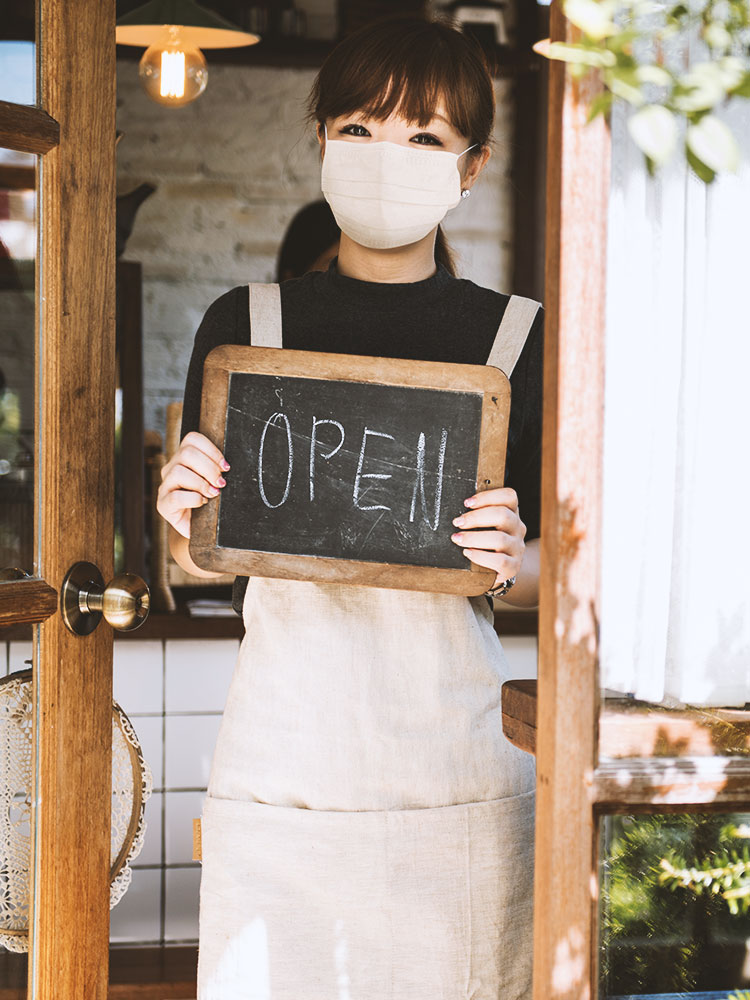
[[503, 679, 750, 759], [31, 0, 116, 997], [594, 757, 750, 810], [533, 2, 611, 998], [601, 703, 750, 758], [0, 946, 197, 999], [502, 678, 537, 753], [0, 580, 57, 625], [190, 346, 509, 595], [0, 100, 59, 154]]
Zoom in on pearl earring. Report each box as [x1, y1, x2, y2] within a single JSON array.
[[460, 189, 471, 199]]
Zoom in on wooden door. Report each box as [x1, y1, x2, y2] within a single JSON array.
[[0, 0, 119, 996]]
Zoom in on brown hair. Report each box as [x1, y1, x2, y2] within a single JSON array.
[[307, 15, 495, 276]]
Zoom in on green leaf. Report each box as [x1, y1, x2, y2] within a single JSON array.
[[672, 61, 727, 112], [703, 21, 733, 50], [605, 66, 647, 105], [686, 114, 740, 173], [729, 70, 750, 97], [627, 104, 679, 164], [586, 90, 614, 122], [563, 0, 619, 40], [686, 143, 717, 184], [635, 64, 673, 87], [717, 56, 746, 91], [547, 41, 616, 67], [606, 28, 641, 53]]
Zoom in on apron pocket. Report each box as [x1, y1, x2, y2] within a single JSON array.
[[197, 791, 534, 1000]]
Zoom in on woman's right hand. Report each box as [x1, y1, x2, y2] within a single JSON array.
[[156, 431, 229, 539]]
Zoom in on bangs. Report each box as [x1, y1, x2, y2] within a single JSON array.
[[309, 16, 494, 146]]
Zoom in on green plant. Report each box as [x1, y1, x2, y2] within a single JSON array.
[[659, 822, 750, 915], [601, 814, 750, 995], [537, 0, 750, 182]]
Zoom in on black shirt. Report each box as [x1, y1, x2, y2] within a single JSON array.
[[180, 258, 544, 613]]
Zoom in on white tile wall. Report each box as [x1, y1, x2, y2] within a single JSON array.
[[136, 790, 163, 868], [165, 639, 238, 713], [3, 628, 536, 948], [8, 641, 32, 674], [165, 715, 222, 790], [113, 639, 164, 715], [1, 636, 238, 945], [109, 867, 162, 944], [164, 867, 202, 942]]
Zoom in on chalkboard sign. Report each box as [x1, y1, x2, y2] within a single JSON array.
[[190, 346, 511, 595]]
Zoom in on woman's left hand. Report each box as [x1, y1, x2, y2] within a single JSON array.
[[450, 487, 526, 585]]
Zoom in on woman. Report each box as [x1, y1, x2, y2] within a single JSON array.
[[157, 14, 543, 999]]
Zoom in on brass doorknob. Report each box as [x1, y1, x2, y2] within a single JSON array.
[[61, 561, 150, 635]]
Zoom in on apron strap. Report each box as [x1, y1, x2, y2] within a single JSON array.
[[248, 282, 283, 348], [486, 294, 542, 376]]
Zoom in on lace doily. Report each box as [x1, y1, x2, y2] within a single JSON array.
[[0, 669, 153, 952]]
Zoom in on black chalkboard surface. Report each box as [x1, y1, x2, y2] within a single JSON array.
[[190, 346, 511, 595]]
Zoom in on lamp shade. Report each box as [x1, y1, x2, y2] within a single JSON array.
[[116, 0, 259, 49]]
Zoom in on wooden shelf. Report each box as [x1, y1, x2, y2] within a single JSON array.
[[116, 609, 244, 640], [1, 604, 537, 642], [116, 40, 544, 77], [0, 945, 197, 999], [501, 679, 750, 759]]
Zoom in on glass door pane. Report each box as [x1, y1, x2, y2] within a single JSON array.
[[0, 1, 36, 106], [0, 148, 36, 575], [599, 811, 750, 999], [599, 92, 750, 753]]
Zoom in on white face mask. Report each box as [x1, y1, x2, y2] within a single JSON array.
[[321, 127, 477, 250]]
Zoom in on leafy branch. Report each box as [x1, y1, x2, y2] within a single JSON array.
[[658, 829, 750, 916], [534, 0, 750, 182]]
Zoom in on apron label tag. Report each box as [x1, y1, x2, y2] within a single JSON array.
[[193, 818, 202, 861]]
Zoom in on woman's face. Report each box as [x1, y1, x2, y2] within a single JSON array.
[[318, 102, 490, 190]]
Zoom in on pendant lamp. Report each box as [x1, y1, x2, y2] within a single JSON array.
[[116, 0, 260, 107]]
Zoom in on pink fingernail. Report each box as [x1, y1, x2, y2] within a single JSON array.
[[208, 486, 219, 496], [221, 460, 230, 471], [453, 516, 465, 527], [217, 477, 226, 488], [464, 497, 477, 507], [451, 532, 463, 542]]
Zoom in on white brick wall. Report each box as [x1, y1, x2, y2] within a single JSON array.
[[116, 58, 516, 439]]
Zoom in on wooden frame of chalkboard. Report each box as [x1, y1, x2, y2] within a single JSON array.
[[190, 345, 511, 596]]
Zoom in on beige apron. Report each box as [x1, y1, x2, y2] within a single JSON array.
[[197, 284, 541, 1000]]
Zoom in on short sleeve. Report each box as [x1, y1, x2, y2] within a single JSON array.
[[503, 304, 544, 541], [179, 285, 249, 440]]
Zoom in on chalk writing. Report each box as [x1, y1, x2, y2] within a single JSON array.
[[353, 428, 396, 512], [217, 372, 484, 569], [258, 412, 293, 509]]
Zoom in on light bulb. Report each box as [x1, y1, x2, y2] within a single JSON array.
[[138, 27, 208, 107]]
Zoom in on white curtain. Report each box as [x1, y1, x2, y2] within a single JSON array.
[[599, 85, 750, 707]]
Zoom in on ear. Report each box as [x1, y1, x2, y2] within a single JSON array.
[[461, 145, 492, 192], [317, 121, 326, 162]]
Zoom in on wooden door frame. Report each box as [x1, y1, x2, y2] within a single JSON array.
[[0, 1, 116, 997], [533, 1, 610, 997], [33, 0, 116, 995]]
